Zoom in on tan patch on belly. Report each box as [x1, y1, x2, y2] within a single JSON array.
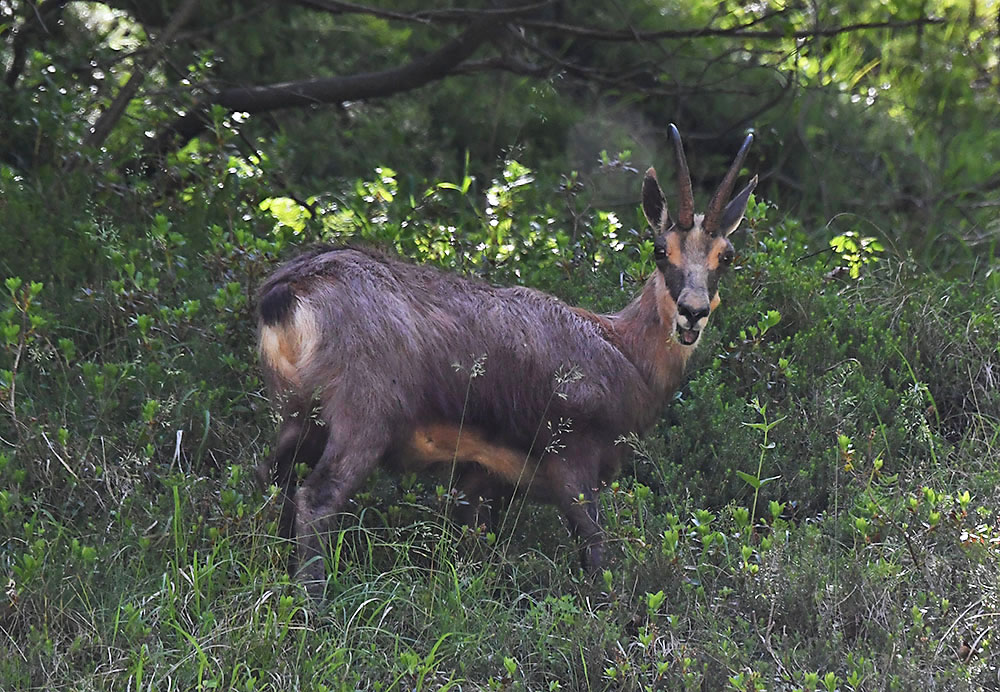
[[406, 424, 529, 483]]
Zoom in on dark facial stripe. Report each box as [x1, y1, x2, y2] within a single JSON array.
[[657, 232, 685, 302], [661, 262, 685, 303], [656, 230, 733, 307]]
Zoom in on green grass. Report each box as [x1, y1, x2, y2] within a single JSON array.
[[4, 435, 997, 690]]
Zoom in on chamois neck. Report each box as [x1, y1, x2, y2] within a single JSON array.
[[608, 272, 692, 397]]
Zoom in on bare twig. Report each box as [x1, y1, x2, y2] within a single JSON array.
[[523, 15, 945, 41], [294, 0, 556, 24], [74, 0, 199, 162], [292, 0, 943, 42], [935, 597, 985, 657], [4, 0, 70, 88]]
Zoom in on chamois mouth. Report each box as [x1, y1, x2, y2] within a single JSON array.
[[676, 326, 701, 346]]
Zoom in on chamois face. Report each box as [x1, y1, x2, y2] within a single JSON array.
[[652, 217, 735, 346], [642, 127, 757, 347]]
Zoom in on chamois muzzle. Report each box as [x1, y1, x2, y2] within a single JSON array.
[[676, 299, 710, 345], [676, 291, 712, 346]]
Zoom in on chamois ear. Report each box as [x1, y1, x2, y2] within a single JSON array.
[[642, 167, 669, 230], [717, 175, 758, 237]]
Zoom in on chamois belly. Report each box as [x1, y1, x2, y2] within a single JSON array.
[[397, 424, 531, 485]]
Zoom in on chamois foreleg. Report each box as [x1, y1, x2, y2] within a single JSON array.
[[544, 442, 605, 574]]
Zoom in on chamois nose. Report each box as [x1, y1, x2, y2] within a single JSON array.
[[677, 303, 710, 327]]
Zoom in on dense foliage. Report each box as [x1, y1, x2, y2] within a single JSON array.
[[1, 1, 999, 690]]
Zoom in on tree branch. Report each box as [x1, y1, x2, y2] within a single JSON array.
[[134, 1, 945, 172], [519, 15, 945, 42], [140, 16, 499, 171], [292, 0, 435, 26]]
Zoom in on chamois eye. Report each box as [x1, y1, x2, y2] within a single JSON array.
[[653, 241, 667, 260], [721, 249, 735, 266]]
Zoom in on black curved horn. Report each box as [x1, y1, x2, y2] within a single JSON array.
[[669, 124, 694, 230], [704, 132, 754, 235]]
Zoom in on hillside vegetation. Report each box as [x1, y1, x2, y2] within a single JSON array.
[[1, 1, 998, 690]]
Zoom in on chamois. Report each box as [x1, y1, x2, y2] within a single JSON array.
[[256, 125, 757, 598]]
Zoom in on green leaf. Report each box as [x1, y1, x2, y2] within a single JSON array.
[[646, 589, 665, 613], [503, 656, 517, 676], [736, 470, 761, 490], [259, 196, 310, 234]]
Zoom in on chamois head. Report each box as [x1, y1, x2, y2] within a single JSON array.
[[642, 124, 758, 347]]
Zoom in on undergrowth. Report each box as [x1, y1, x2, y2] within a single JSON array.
[[1, 145, 998, 690]]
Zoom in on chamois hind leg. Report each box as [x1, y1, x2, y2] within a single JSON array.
[[293, 430, 388, 601], [264, 410, 328, 540], [543, 446, 604, 575]]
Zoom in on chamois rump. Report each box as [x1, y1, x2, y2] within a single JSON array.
[[256, 125, 757, 598]]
